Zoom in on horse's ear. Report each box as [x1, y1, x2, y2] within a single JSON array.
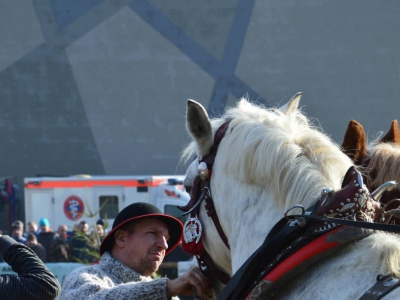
[[186, 99, 213, 157], [279, 92, 302, 115], [379, 120, 400, 144], [341, 120, 367, 165]]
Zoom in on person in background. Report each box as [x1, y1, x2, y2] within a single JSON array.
[[69, 221, 96, 263], [11, 220, 27, 244], [59, 202, 210, 300], [96, 224, 105, 237], [26, 233, 47, 262], [36, 218, 55, 255], [48, 224, 70, 262], [92, 222, 105, 245], [26, 221, 39, 236], [96, 219, 105, 227], [0, 233, 60, 299]]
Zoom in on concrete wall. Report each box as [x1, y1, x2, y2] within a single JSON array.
[[0, 1, 399, 223]]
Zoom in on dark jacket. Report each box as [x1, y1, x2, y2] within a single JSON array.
[[29, 243, 47, 263], [48, 236, 70, 262], [68, 232, 97, 263], [37, 231, 56, 253], [0, 235, 61, 300]]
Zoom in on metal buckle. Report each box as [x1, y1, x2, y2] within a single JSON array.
[[285, 205, 307, 227]]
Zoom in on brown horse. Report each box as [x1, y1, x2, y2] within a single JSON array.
[[342, 119, 400, 222]]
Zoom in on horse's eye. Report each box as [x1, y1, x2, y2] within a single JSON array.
[[185, 186, 192, 194]]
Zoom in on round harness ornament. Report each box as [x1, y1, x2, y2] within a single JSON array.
[[183, 215, 203, 244]]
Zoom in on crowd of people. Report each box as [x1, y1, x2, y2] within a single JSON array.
[[0, 203, 208, 299], [8, 218, 106, 263]]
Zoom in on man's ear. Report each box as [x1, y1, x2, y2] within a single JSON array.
[[114, 230, 128, 248]]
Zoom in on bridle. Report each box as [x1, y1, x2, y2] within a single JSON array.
[[178, 120, 232, 284], [179, 120, 400, 300]]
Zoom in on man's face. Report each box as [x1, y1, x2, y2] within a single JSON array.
[[118, 218, 170, 276], [28, 223, 37, 232], [79, 223, 89, 233], [58, 226, 68, 239], [12, 227, 22, 238], [40, 225, 49, 232], [96, 224, 104, 236]]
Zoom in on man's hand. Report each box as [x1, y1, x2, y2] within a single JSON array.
[[167, 267, 210, 298]]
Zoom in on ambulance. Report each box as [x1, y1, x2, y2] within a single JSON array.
[[24, 175, 190, 231]]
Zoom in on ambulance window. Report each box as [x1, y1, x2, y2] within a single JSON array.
[[164, 205, 187, 224], [99, 196, 119, 219]]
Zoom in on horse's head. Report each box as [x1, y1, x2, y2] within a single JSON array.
[[341, 119, 400, 221], [182, 94, 356, 274]]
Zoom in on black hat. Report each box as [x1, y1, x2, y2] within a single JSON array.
[[100, 202, 183, 256]]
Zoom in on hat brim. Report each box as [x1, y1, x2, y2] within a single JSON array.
[[100, 214, 183, 256]]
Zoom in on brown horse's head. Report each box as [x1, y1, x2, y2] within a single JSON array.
[[342, 120, 400, 222]]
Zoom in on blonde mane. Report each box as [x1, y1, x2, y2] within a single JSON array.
[[184, 98, 353, 210], [366, 142, 400, 189]]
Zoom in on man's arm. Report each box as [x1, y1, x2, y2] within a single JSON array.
[[59, 267, 178, 300], [0, 234, 61, 300]]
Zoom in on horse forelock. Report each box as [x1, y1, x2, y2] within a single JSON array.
[[366, 142, 400, 190], [215, 99, 353, 210]]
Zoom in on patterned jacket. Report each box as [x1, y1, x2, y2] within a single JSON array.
[[59, 251, 179, 300]]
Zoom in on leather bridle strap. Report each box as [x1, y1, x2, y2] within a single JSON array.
[[179, 120, 232, 284], [287, 214, 400, 233], [202, 121, 231, 168], [199, 120, 231, 249], [359, 275, 400, 300], [203, 180, 230, 249]]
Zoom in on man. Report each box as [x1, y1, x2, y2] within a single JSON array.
[[37, 218, 56, 254], [0, 233, 60, 299], [48, 224, 70, 262], [11, 220, 27, 244], [24, 221, 38, 238], [59, 202, 209, 299], [69, 220, 96, 263], [92, 223, 105, 245]]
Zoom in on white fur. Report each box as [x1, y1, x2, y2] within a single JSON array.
[[182, 98, 400, 299]]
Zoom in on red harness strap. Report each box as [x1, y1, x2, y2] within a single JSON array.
[[259, 226, 342, 283], [245, 226, 358, 299]]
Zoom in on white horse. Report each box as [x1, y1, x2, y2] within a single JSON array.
[[182, 95, 400, 299]]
